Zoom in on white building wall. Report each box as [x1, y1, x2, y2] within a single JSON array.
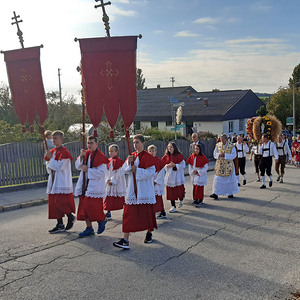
[[193, 121, 223, 135], [141, 121, 151, 129], [140, 119, 247, 136]]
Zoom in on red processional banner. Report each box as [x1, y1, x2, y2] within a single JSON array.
[[78, 36, 137, 136], [3, 46, 47, 131]]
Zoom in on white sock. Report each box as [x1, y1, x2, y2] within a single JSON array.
[[262, 176, 266, 185], [236, 175, 240, 184], [243, 174, 246, 180], [269, 175, 272, 182]]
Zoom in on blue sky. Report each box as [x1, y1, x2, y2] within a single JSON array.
[[1, 0, 300, 97]]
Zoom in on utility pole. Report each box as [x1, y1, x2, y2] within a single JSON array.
[[170, 76, 175, 88], [58, 68, 62, 105]]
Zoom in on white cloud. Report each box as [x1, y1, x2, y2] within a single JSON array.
[[174, 31, 199, 37], [228, 17, 241, 23], [226, 38, 284, 45], [110, 7, 137, 17], [251, 3, 272, 12], [138, 47, 299, 93], [194, 17, 220, 25]]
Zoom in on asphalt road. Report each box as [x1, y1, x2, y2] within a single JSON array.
[[0, 162, 300, 300]]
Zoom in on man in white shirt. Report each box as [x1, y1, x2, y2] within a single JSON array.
[[259, 133, 279, 189], [235, 135, 249, 186], [275, 134, 292, 183]]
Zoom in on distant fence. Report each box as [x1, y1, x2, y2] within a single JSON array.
[[0, 139, 216, 187]]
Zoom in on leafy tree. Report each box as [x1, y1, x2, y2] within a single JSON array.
[[0, 82, 19, 125], [0, 120, 41, 144], [267, 87, 300, 128], [289, 63, 300, 88], [44, 92, 81, 141], [136, 68, 146, 90], [256, 105, 268, 117]]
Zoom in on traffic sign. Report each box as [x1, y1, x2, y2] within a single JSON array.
[[171, 124, 185, 131], [286, 117, 293, 125]]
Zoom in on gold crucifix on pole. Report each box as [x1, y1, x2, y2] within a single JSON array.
[[11, 11, 24, 48], [94, 0, 111, 37]]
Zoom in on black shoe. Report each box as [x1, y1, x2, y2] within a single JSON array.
[[157, 212, 167, 219], [193, 200, 200, 205], [113, 238, 130, 249], [276, 176, 280, 182], [228, 195, 234, 198], [209, 193, 218, 200], [280, 178, 283, 183], [243, 180, 246, 185], [256, 178, 261, 182], [144, 232, 153, 244], [260, 185, 266, 189], [49, 224, 65, 234], [238, 183, 241, 186], [269, 181, 273, 187], [65, 214, 76, 231]]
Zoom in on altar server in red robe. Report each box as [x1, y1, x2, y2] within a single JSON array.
[[161, 142, 186, 213], [113, 134, 157, 249], [186, 144, 209, 206], [148, 144, 166, 219], [45, 130, 76, 234], [104, 144, 126, 220], [74, 136, 109, 237]]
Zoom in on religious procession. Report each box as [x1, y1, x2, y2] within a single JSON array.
[[0, 2, 299, 253]]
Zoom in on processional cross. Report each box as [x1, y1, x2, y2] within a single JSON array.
[[11, 11, 24, 48], [94, 0, 111, 37]]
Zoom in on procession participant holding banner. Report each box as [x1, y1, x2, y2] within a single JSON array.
[[74, 136, 109, 237], [45, 131, 76, 234]]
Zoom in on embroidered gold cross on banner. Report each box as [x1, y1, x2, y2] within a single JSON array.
[[20, 68, 32, 93], [100, 61, 119, 90]]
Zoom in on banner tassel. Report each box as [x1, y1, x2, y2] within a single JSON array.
[[109, 129, 114, 138]]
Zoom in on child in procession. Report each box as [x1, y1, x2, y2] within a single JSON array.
[[45, 130, 76, 234], [74, 136, 109, 237], [186, 144, 209, 206], [104, 144, 126, 220], [147, 144, 167, 219], [113, 134, 157, 250], [161, 142, 185, 213]]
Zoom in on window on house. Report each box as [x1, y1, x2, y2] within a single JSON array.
[[134, 121, 140, 131], [239, 119, 244, 132], [151, 121, 158, 128], [166, 121, 172, 126], [229, 121, 234, 133]]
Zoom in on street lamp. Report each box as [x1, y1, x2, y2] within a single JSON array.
[[292, 77, 300, 138]]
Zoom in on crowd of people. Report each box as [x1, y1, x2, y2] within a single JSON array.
[[43, 130, 299, 250]]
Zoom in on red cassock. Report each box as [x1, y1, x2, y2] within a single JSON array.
[[77, 149, 109, 222], [44, 147, 75, 220], [104, 156, 126, 211], [186, 154, 209, 200], [122, 151, 157, 233], [152, 156, 166, 213], [161, 153, 185, 201]]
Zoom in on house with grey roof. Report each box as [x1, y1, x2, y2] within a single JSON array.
[[134, 86, 265, 137]]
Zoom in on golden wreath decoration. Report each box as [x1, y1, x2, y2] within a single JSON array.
[[253, 114, 282, 142], [246, 116, 257, 139]]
